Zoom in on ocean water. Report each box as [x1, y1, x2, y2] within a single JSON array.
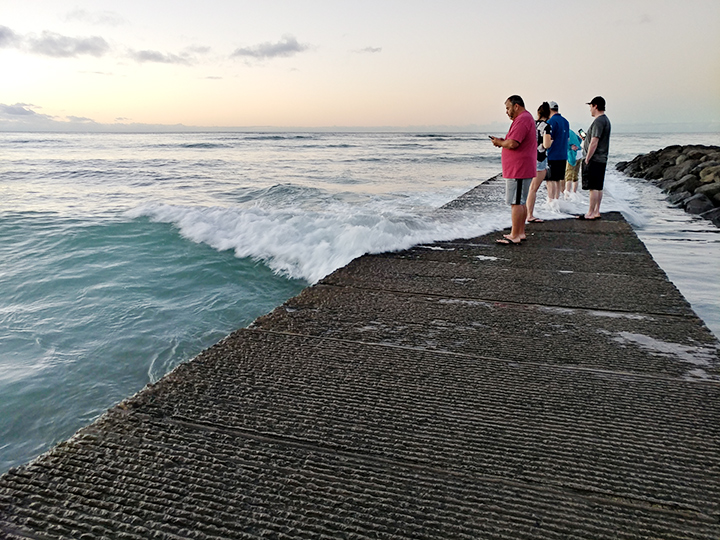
[[1, 131, 719, 473]]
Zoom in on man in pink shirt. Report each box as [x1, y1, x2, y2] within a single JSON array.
[[490, 95, 537, 244]]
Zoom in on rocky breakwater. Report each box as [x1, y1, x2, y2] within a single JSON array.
[[616, 144, 720, 226]]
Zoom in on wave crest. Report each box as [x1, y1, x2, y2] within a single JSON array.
[[127, 202, 505, 283]]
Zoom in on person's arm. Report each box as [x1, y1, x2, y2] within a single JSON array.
[[543, 132, 552, 149], [490, 136, 519, 149], [585, 136, 599, 164]]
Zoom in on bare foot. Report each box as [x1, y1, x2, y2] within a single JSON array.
[[496, 234, 521, 245]]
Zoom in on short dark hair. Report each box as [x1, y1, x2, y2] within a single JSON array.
[[506, 95, 525, 107]]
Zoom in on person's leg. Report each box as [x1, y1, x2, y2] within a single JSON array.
[[499, 179, 528, 243], [563, 161, 574, 198], [572, 162, 581, 192], [508, 203, 526, 241], [547, 180, 558, 200], [526, 169, 545, 222], [588, 189, 603, 218], [513, 178, 531, 239], [548, 160, 566, 200], [499, 179, 521, 244], [584, 162, 606, 218]]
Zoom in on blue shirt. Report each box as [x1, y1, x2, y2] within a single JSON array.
[[547, 113, 569, 161], [567, 130, 583, 166]]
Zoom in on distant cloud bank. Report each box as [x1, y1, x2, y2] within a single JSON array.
[[27, 31, 110, 58], [0, 25, 109, 58], [129, 49, 192, 65], [231, 35, 309, 60], [1, 24, 311, 66]]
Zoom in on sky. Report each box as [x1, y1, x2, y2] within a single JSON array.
[[1, 0, 719, 132]]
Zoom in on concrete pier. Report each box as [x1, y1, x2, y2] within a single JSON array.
[[2, 179, 719, 539]]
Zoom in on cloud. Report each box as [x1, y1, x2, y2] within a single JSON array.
[[0, 103, 38, 116], [0, 25, 20, 48], [128, 49, 194, 65], [0, 103, 62, 130], [0, 103, 114, 131], [27, 31, 110, 57], [356, 46, 382, 54], [184, 45, 212, 55], [0, 25, 110, 57], [231, 34, 309, 60], [66, 115, 97, 123], [64, 9, 126, 27]]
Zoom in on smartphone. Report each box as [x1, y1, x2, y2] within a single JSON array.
[[488, 136, 494, 140], [578, 129, 586, 138]]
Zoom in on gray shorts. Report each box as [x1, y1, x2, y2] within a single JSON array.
[[505, 178, 533, 205]]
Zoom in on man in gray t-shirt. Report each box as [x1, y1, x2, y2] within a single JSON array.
[[578, 96, 611, 220]]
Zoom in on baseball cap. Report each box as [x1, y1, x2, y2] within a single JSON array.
[[549, 101, 559, 110], [587, 96, 606, 109]]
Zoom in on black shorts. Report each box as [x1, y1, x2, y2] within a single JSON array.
[[547, 160, 566, 181], [582, 160, 607, 190]]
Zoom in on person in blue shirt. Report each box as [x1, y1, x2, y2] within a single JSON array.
[[564, 128, 584, 198], [546, 101, 570, 202]]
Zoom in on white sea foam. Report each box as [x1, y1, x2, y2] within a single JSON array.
[[127, 201, 507, 284]]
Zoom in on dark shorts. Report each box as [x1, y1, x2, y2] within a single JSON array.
[[547, 159, 566, 181], [582, 160, 607, 190]]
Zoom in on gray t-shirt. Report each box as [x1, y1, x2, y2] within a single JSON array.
[[584, 114, 611, 163]]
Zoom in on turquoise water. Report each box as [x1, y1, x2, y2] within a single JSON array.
[[1, 131, 719, 473], [0, 213, 306, 468]]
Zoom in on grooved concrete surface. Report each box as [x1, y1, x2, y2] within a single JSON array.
[[2, 179, 720, 539]]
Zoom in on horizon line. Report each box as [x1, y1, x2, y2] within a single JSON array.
[[1, 122, 719, 134]]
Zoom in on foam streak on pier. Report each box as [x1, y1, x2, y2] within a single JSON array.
[[2, 179, 719, 539]]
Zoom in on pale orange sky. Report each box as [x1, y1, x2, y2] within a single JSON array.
[[1, 0, 719, 131]]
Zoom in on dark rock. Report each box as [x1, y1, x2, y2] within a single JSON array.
[[684, 193, 715, 214], [667, 190, 692, 206], [622, 145, 720, 228], [678, 159, 701, 177], [660, 177, 689, 193], [643, 163, 666, 180], [700, 207, 720, 224], [662, 164, 685, 181], [695, 182, 720, 199], [623, 162, 644, 176], [680, 174, 701, 193]]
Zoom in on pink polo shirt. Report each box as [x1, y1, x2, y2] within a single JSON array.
[[502, 110, 536, 179]]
